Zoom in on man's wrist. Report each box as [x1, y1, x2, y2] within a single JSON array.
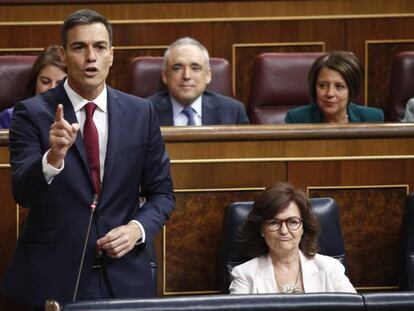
[[42, 150, 64, 183], [46, 150, 63, 169], [129, 220, 146, 245]]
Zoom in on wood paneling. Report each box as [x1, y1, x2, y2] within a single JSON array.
[[171, 162, 286, 189], [346, 18, 414, 111], [288, 160, 414, 187], [158, 124, 414, 294], [2, 16, 414, 118], [0, 25, 61, 48], [309, 187, 407, 289], [164, 190, 260, 294], [2, 0, 414, 21], [365, 41, 414, 114], [0, 167, 15, 284], [2, 124, 414, 298]]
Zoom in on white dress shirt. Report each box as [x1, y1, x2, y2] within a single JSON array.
[[171, 95, 202, 126]]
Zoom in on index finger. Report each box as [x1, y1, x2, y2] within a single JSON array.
[[55, 104, 64, 122]]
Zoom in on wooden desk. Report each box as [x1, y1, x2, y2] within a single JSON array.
[[161, 123, 414, 295], [1, 123, 414, 297]]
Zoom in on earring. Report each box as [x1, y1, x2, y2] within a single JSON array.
[[260, 232, 264, 237]]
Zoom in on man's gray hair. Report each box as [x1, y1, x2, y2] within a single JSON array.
[[163, 37, 210, 70]]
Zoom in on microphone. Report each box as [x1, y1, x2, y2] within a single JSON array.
[[72, 194, 99, 302]]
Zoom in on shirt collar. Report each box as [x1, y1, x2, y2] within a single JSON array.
[[171, 95, 202, 119], [64, 79, 108, 113]]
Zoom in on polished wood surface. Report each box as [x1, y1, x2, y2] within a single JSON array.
[[1, 0, 414, 21]]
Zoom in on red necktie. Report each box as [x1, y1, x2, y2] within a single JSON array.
[[83, 102, 100, 195]]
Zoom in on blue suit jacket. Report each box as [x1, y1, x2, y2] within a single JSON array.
[[147, 90, 249, 126], [0, 107, 13, 129], [284, 102, 384, 123], [2, 83, 175, 306]]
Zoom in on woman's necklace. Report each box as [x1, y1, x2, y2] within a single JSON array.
[[323, 113, 349, 123], [275, 264, 302, 294]]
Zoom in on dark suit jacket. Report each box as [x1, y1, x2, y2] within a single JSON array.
[[284, 102, 384, 123], [2, 83, 175, 307], [0, 107, 13, 129], [147, 90, 249, 126]]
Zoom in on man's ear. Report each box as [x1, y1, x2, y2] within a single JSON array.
[[108, 46, 114, 67], [205, 67, 212, 85], [60, 46, 66, 66], [162, 70, 168, 85]]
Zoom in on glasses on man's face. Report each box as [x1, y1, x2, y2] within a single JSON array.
[[265, 217, 303, 231]]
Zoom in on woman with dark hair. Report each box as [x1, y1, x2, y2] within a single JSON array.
[[26, 45, 66, 97], [284, 51, 383, 123], [229, 182, 355, 294], [0, 45, 66, 129]]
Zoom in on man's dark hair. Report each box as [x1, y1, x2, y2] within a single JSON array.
[[61, 9, 113, 49]]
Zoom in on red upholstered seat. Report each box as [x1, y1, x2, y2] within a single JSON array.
[[126, 56, 233, 98], [387, 51, 414, 121], [0, 55, 36, 111], [248, 52, 324, 124]]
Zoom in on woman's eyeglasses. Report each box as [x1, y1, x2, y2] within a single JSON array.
[[265, 217, 302, 231]]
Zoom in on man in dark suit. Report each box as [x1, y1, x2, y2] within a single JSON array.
[[148, 37, 249, 126], [2, 9, 175, 309]]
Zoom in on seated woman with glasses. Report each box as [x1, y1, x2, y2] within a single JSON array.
[[229, 182, 356, 294]]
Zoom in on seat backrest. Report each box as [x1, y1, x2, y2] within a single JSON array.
[[248, 52, 324, 124], [387, 51, 414, 121], [399, 192, 414, 291], [126, 56, 233, 98], [220, 197, 346, 292], [0, 55, 36, 111]]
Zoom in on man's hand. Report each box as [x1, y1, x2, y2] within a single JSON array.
[[47, 104, 79, 168], [96, 223, 142, 258]]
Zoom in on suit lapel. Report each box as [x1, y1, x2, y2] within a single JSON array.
[[300, 251, 324, 292], [256, 255, 277, 293], [100, 87, 121, 199], [157, 96, 174, 126], [310, 102, 323, 123], [347, 103, 361, 122], [201, 94, 219, 125]]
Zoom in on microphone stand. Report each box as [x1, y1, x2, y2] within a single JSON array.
[[72, 194, 99, 302]]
